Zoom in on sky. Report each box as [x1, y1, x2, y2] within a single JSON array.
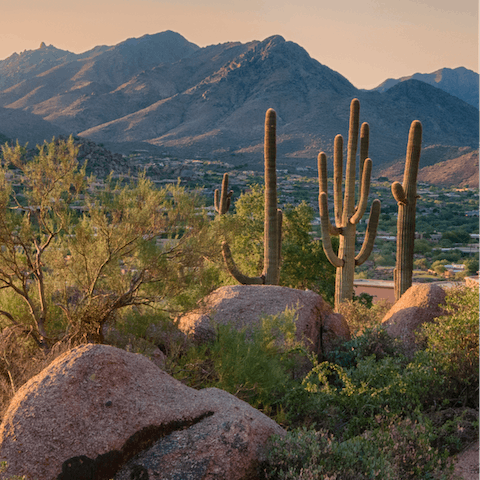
[[0, 0, 478, 89]]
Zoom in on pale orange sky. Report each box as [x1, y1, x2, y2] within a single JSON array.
[[1, 0, 478, 89]]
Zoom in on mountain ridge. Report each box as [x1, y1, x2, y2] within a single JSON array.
[[0, 31, 477, 176], [373, 66, 479, 109]]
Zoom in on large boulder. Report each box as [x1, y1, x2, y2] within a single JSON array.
[[381, 284, 447, 357], [176, 285, 350, 356], [115, 388, 282, 480], [0, 344, 284, 480]]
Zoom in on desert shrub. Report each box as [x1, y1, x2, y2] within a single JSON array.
[[264, 417, 453, 480], [326, 326, 403, 368], [338, 298, 392, 336], [171, 307, 310, 421], [415, 285, 479, 407], [300, 355, 443, 438]]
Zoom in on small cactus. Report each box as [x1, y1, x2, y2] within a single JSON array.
[[214, 173, 233, 215], [318, 98, 381, 311], [222, 108, 282, 285], [391, 120, 422, 301]]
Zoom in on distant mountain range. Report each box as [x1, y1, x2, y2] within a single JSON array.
[[373, 67, 479, 109], [0, 31, 478, 177]]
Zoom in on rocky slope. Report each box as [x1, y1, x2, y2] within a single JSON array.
[[374, 67, 479, 109], [378, 147, 479, 187]]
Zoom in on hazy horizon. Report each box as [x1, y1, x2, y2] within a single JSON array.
[[1, 0, 478, 90]]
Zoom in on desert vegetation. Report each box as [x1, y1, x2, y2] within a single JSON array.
[[0, 137, 478, 480]]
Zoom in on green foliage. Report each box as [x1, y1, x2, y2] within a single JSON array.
[[463, 257, 479, 275], [301, 356, 443, 437], [264, 418, 453, 480], [416, 285, 479, 407], [0, 138, 215, 350], [220, 187, 336, 304], [171, 307, 310, 420], [280, 202, 336, 304], [325, 326, 401, 368], [430, 259, 448, 274]]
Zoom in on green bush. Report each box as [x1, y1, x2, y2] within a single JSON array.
[[264, 417, 453, 480], [171, 307, 310, 421], [416, 285, 479, 407], [300, 355, 443, 438]]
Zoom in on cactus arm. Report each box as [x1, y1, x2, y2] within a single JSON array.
[[343, 99, 360, 221], [333, 135, 344, 227], [319, 193, 343, 268], [318, 151, 341, 235], [214, 188, 220, 212], [351, 158, 372, 225], [358, 122, 369, 203], [355, 199, 381, 266], [214, 173, 233, 215], [403, 120, 422, 194], [391, 182, 406, 205], [221, 241, 264, 285], [318, 152, 328, 195]]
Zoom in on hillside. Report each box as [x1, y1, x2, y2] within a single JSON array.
[[374, 67, 479, 109], [378, 147, 479, 187], [0, 32, 477, 177]]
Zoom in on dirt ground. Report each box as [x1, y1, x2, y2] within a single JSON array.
[[453, 440, 479, 480]]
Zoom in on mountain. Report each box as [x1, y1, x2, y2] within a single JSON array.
[[379, 146, 479, 188], [373, 67, 479, 109], [0, 32, 477, 175]]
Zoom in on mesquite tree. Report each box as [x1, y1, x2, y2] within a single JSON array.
[[391, 120, 422, 301], [318, 98, 381, 311], [0, 137, 206, 349]]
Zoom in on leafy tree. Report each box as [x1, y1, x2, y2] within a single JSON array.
[[442, 229, 470, 244], [0, 139, 85, 348], [414, 258, 428, 270], [280, 202, 335, 303], [219, 186, 336, 304], [0, 138, 209, 349], [430, 259, 448, 275], [463, 258, 479, 276]]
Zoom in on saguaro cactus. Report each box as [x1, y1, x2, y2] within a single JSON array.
[[318, 98, 381, 311], [391, 120, 422, 301], [214, 173, 233, 215], [222, 108, 282, 285]]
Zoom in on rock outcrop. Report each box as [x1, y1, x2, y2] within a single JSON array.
[[0, 343, 284, 480], [176, 285, 350, 355], [115, 388, 283, 480], [381, 283, 447, 357]]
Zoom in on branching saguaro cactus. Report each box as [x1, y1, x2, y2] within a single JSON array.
[[214, 173, 233, 215], [391, 120, 422, 301], [222, 108, 282, 285], [318, 98, 381, 311]]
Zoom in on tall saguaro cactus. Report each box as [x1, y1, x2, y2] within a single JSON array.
[[391, 120, 422, 301], [214, 173, 233, 215], [222, 108, 282, 285], [318, 98, 381, 311]]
